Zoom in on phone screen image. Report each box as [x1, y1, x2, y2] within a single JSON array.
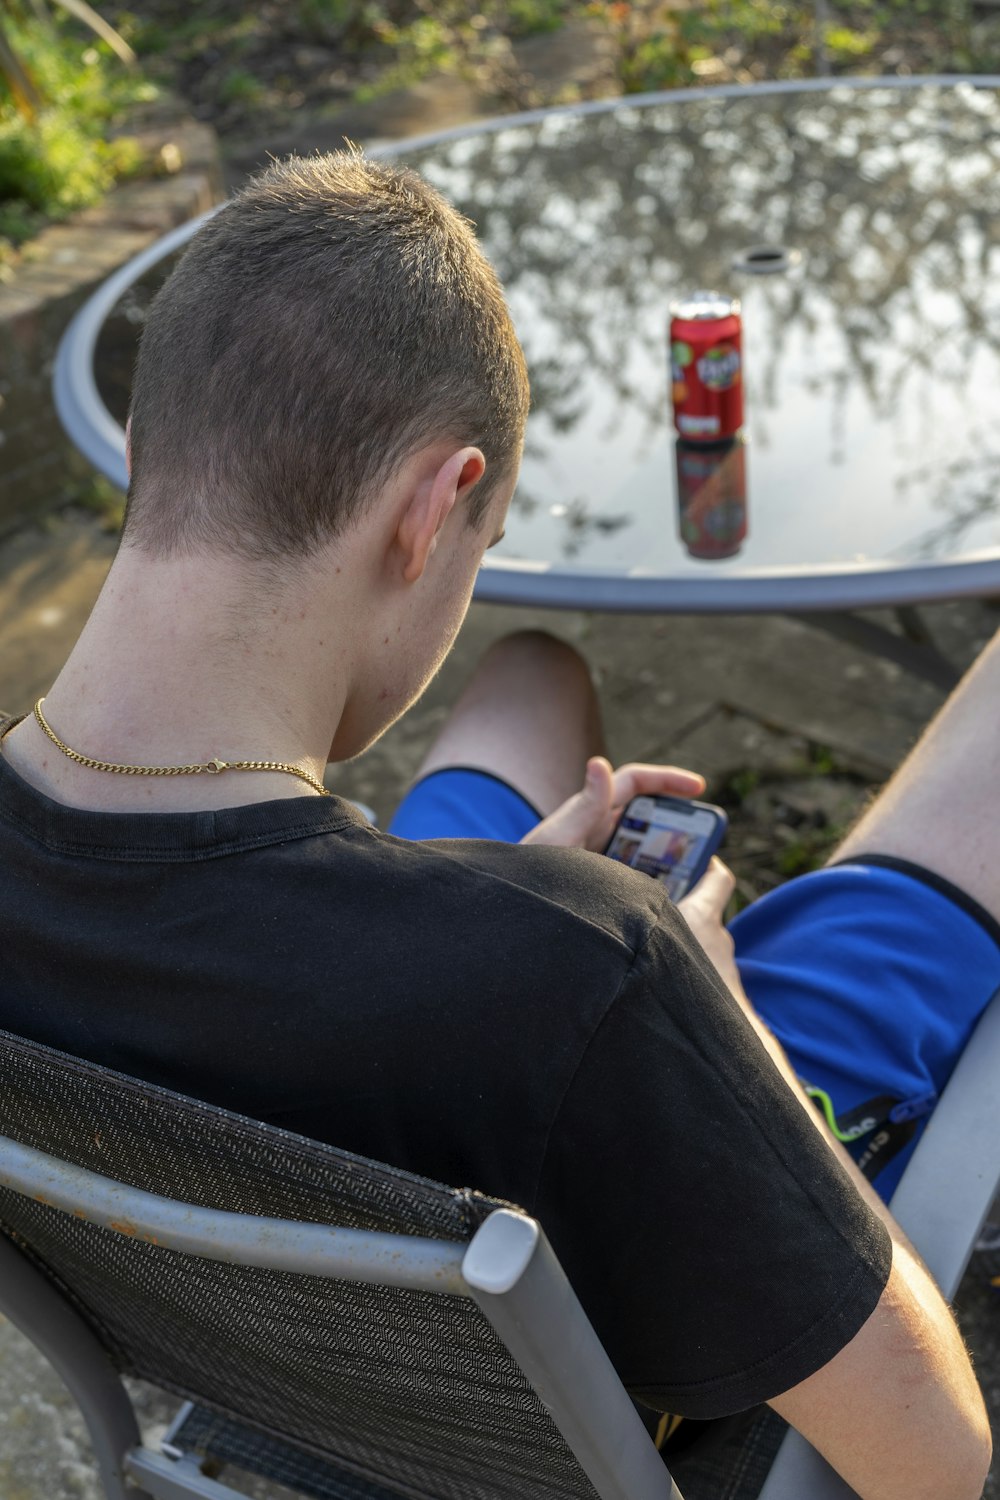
[[604, 796, 725, 901]]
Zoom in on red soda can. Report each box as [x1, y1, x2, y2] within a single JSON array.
[[669, 291, 743, 443], [676, 436, 748, 560]]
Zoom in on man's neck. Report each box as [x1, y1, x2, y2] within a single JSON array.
[[1, 544, 353, 813]]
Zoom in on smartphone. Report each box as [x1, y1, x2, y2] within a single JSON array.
[[604, 794, 727, 901]]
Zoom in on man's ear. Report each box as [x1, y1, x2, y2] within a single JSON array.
[[396, 446, 486, 584]]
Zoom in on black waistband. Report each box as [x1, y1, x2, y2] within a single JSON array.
[[831, 852, 1000, 953]]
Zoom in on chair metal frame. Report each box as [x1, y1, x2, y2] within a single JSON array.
[[0, 1138, 681, 1500], [1, 986, 998, 1500]]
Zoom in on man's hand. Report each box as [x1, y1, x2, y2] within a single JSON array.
[[676, 856, 745, 998], [520, 756, 705, 853]]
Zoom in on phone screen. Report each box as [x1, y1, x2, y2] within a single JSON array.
[[605, 795, 723, 900]]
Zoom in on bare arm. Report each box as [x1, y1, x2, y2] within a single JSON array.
[[525, 763, 991, 1500], [679, 860, 992, 1500], [769, 1245, 990, 1500]]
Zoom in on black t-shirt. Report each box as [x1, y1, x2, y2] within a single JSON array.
[[0, 750, 890, 1417]]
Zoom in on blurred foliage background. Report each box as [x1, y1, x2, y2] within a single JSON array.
[[109, 0, 992, 123], [0, 0, 154, 252], [2, 0, 999, 259]]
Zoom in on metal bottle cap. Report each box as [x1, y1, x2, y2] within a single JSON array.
[[670, 290, 741, 321]]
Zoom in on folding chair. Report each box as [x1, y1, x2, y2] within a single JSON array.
[[0, 1027, 682, 1500], [1, 988, 998, 1500]]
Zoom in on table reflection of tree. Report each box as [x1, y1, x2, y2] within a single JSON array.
[[407, 84, 1000, 560], [893, 446, 1000, 562], [94, 87, 1000, 567]]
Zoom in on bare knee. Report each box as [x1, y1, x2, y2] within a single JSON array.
[[481, 630, 594, 690], [423, 630, 604, 810]]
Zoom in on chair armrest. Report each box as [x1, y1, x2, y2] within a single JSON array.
[[886, 985, 1000, 1299], [757, 985, 1000, 1500]]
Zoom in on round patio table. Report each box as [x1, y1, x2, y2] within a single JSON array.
[[55, 76, 1000, 681]]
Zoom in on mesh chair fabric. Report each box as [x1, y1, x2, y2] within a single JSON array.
[[172, 1404, 414, 1500], [0, 1030, 598, 1500]]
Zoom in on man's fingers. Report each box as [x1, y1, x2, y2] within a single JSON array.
[[523, 758, 709, 852], [678, 857, 735, 917], [609, 762, 706, 811]]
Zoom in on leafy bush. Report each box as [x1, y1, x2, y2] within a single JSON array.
[[0, 8, 154, 251]]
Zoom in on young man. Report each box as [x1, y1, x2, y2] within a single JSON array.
[[0, 152, 992, 1500]]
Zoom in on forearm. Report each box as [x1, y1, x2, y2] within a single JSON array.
[[769, 1239, 991, 1500], [735, 993, 991, 1499], [732, 991, 923, 1254], [678, 875, 990, 1494]]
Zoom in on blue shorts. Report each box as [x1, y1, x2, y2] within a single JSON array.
[[389, 769, 1000, 1200], [388, 766, 542, 842]]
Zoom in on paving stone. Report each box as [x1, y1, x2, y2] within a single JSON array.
[[664, 705, 812, 790], [0, 1315, 303, 1500], [0, 514, 117, 712], [741, 773, 869, 831]]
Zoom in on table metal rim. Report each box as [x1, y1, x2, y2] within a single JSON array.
[[473, 551, 1000, 613], [368, 71, 1000, 162]]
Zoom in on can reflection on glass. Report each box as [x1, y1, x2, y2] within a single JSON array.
[[676, 436, 748, 561]]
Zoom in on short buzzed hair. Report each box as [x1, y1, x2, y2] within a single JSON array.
[[123, 151, 530, 560]]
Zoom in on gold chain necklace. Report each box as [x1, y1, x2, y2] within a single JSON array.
[[18, 698, 330, 797]]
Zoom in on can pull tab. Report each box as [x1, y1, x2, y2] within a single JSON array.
[[889, 1091, 938, 1125]]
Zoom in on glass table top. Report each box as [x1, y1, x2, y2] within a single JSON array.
[[392, 78, 1000, 610], [79, 78, 1000, 611]]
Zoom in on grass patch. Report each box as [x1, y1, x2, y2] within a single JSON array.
[[218, 66, 264, 107]]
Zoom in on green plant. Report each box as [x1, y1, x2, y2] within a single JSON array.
[[725, 767, 760, 803], [50, 0, 134, 65], [506, 0, 569, 37], [219, 66, 263, 107], [355, 0, 575, 109], [823, 23, 878, 60], [128, 9, 236, 58], [1, 0, 135, 116], [0, 109, 137, 211], [582, 0, 974, 91], [586, 1, 708, 93], [296, 0, 397, 46], [356, 9, 451, 97], [777, 824, 845, 877], [0, 5, 153, 250], [806, 742, 838, 776]]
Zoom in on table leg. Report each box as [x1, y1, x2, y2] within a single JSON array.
[[787, 610, 960, 691]]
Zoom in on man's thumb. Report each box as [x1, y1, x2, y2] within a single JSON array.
[[521, 755, 614, 847], [684, 856, 736, 915], [585, 755, 614, 804]]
